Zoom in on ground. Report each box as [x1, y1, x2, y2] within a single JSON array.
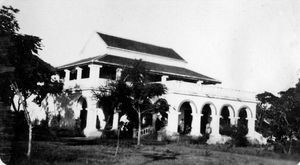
[[11, 138, 300, 165]]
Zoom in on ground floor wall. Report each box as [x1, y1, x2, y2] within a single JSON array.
[[35, 89, 265, 144], [163, 93, 265, 144]]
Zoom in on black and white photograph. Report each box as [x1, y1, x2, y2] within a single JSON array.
[[0, 0, 300, 164]]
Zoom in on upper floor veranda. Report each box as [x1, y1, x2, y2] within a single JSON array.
[[57, 63, 257, 103]]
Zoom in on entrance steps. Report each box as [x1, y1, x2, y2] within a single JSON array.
[[133, 126, 155, 138]]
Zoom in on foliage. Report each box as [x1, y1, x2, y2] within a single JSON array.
[[94, 60, 168, 145], [219, 124, 249, 147], [256, 79, 300, 154], [0, 6, 19, 34], [0, 6, 63, 108], [0, 5, 64, 159]]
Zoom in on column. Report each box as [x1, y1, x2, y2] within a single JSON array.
[[196, 81, 203, 85], [76, 67, 82, 80], [83, 96, 102, 137], [247, 117, 255, 137], [210, 114, 220, 136], [166, 110, 180, 134], [111, 109, 120, 130], [161, 75, 169, 82], [88, 64, 102, 87], [64, 69, 70, 82], [152, 113, 158, 131], [190, 113, 202, 137], [116, 68, 123, 80], [88, 64, 102, 80], [97, 108, 106, 130], [229, 116, 238, 125], [227, 106, 235, 125]]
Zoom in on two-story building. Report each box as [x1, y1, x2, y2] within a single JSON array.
[[49, 32, 264, 144]]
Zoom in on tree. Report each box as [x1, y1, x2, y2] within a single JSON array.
[[256, 79, 300, 154], [0, 6, 19, 34], [94, 60, 168, 145], [0, 6, 63, 159]]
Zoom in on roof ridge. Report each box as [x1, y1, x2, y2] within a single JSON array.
[[97, 32, 185, 61], [97, 32, 174, 50]]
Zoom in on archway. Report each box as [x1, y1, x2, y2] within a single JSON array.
[[96, 99, 113, 130], [78, 96, 87, 131], [238, 107, 248, 134], [178, 102, 193, 134], [200, 104, 212, 135], [219, 106, 231, 135]]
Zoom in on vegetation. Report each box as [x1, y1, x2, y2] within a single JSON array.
[[0, 6, 63, 159], [11, 139, 299, 165], [94, 60, 168, 145], [220, 124, 249, 147], [256, 79, 300, 154]]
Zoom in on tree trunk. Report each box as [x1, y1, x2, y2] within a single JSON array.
[[114, 128, 120, 157], [288, 140, 293, 155], [27, 123, 32, 158], [137, 111, 141, 146]]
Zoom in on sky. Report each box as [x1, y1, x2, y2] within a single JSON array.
[[2, 0, 300, 94]]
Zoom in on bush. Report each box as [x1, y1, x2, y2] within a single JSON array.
[[219, 124, 233, 136], [32, 120, 57, 141], [190, 134, 209, 144], [220, 124, 249, 147]]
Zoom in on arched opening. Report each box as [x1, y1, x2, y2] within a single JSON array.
[[200, 104, 212, 135], [178, 102, 192, 135], [78, 97, 87, 131], [238, 107, 248, 134], [96, 100, 113, 130], [219, 106, 231, 135]]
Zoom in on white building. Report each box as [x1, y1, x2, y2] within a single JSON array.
[[51, 32, 264, 144]]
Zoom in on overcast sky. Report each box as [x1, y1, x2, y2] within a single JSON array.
[[3, 0, 300, 94]]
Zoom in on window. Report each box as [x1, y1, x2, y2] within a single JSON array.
[[81, 66, 90, 79], [100, 66, 116, 80], [148, 74, 161, 82], [58, 70, 65, 79], [69, 69, 77, 80]]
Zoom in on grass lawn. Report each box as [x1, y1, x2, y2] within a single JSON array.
[[11, 138, 300, 165]]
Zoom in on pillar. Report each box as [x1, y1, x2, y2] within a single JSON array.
[[152, 113, 158, 131], [206, 113, 222, 144], [116, 68, 122, 80], [166, 110, 180, 134], [161, 75, 169, 82], [111, 110, 120, 130], [210, 113, 220, 136], [190, 113, 202, 137], [83, 95, 102, 137], [196, 81, 203, 85], [247, 117, 255, 136], [76, 67, 82, 80], [88, 64, 102, 80], [64, 69, 70, 82], [227, 106, 235, 125], [96, 108, 106, 130], [229, 116, 239, 125]]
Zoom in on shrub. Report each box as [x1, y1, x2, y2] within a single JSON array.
[[221, 124, 249, 147], [190, 134, 209, 144], [32, 120, 57, 141]]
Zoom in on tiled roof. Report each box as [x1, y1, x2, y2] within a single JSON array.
[[98, 33, 185, 61], [57, 55, 220, 84]]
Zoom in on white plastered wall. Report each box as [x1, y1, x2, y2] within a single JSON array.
[[164, 92, 258, 144]]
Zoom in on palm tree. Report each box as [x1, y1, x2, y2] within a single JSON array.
[[94, 60, 167, 145]]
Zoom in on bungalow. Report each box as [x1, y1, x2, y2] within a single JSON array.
[[50, 32, 264, 144]]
